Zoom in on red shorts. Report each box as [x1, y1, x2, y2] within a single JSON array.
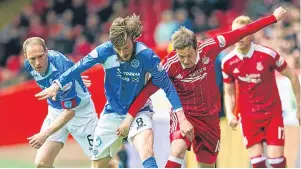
[[170, 112, 220, 164], [240, 112, 285, 148]]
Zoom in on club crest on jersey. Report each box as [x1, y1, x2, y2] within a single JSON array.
[[202, 56, 210, 65], [64, 100, 72, 109], [131, 59, 139, 68], [256, 62, 263, 71]]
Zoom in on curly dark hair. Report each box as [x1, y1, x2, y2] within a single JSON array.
[[109, 14, 143, 48]]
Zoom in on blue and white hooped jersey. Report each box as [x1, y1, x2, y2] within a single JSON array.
[[55, 41, 183, 115], [24, 50, 91, 111]]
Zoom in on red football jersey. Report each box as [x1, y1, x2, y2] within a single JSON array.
[[162, 39, 226, 116], [128, 15, 278, 118], [222, 43, 287, 115]]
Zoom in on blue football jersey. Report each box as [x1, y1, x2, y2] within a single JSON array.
[[55, 41, 183, 115], [25, 50, 91, 111]]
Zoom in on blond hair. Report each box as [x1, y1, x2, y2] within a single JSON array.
[[23, 37, 47, 56], [171, 26, 197, 50], [109, 14, 143, 48], [232, 16, 253, 27]]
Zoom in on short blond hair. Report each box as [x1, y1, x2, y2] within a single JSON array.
[[23, 37, 47, 56], [232, 16, 253, 27], [171, 26, 197, 50], [109, 14, 143, 48]]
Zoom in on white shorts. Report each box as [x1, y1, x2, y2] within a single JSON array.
[[91, 109, 154, 160], [41, 99, 98, 157]]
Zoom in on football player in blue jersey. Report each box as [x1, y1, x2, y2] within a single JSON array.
[[35, 14, 194, 168], [23, 37, 119, 168]]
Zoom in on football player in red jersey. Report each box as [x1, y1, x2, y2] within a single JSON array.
[[117, 7, 288, 168], [222, 14, 300, 168]]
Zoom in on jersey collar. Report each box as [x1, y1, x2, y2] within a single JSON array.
[[31, 62, 58, 81], [235, 42, 255, 60]]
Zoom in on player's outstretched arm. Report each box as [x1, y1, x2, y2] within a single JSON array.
[[211, 7, 286, 55], [223, 83, 238, 129], [28, 109, 75, 149], [35, 83, 60, 100], [280, 67, 300, 125], [35, 46, 106, 100], [55, 55, 100, 90]]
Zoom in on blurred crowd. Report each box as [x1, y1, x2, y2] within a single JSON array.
[[0, 0, 128, 87], [248, 1, 300, 70], [154, 0, 230, 45], [0, 0, 299, 88]]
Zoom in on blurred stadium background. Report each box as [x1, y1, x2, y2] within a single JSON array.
[[0, 0, 299, 168]]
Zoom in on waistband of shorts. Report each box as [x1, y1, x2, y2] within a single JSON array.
[[100, 112, 126, 119]]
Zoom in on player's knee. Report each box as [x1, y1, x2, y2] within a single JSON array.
[[197, 162, 215, 168], [35, 161, 52, 168], [170, 140, 187, 159]]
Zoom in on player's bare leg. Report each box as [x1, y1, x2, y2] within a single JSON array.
[[197, 162, 215, 168], [165, 139, 187, 168], [132, 129, 158, 168], [247, 143, 267, 168], [35, 141, 63, 168], [91, 156, 112, 168], [108, 158, 120, 168], [267, 145, 286, 167]]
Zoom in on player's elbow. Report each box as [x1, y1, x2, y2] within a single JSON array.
[[288, 71, 298, 83], [282, 67, 297, 81]]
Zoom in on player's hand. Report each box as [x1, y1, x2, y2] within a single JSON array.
[[116, 114, 134, 137], [176, 110, 194, 142], [273, 7, 287, 22], [227, 113, 238, 129], [35, 83, 60, 101], [81, 76, 92, 87], [27, 132, 49, 149]]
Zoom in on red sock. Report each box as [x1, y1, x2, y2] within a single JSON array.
[[165, 156, 183, 168], [268, 157, 286, 168], [251, 155, 267, 168], [165, 160, 181, 168]]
